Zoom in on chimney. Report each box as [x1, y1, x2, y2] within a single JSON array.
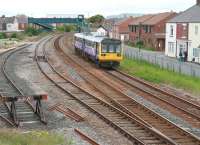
[[197, 0, 200, 5]]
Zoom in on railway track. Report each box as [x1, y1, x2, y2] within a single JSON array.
[[108, 69, 200, 121], [53, 34, 200, 144], [35, 36, 182, 145], [0, 44, 45, 127]]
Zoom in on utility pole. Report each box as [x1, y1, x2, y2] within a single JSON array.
[[138, 22, 142, 52]]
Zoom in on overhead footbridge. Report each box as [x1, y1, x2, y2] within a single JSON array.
[[28, 15, 85, 31]]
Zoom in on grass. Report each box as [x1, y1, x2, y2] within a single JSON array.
[[0, 130, 73, 145], [120, 58, 200, 95]]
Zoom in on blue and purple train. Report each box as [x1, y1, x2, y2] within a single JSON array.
[[74, 32, 123, 67]]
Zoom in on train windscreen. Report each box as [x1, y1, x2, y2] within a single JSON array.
[[101, 39, 121, 53]]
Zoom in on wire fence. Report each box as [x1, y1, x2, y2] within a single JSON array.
[[124, 46, 200, 78]]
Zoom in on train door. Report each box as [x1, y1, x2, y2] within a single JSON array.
[[96, 43, 100, 56]]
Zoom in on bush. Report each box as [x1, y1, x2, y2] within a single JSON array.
[[0, 33, 7, 39], [0, 130, 73, 145], [136, 40, 144, 48], [56, 25, 76, 32], [11, 33, 17, 38], [25, 27, 42, 36]]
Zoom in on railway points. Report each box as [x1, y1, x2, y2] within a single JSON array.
[[0, 33, 200, 145]]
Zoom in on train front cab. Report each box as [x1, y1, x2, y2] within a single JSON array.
[[97, 39, 123, 68]]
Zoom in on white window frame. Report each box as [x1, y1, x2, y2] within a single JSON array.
[[170, 25, 174, 37], [168, 42, 175, 53], [195, 25, 199, 35], [193, 48, 200, 58]]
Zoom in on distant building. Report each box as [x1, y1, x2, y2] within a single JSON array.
[[0, 15, 28, 32], [16, 15, 28, 30], [96, 26, 109, 37], [129, 12, 176, 51], [101, 19, 116, 38], [112, 17, 134, 41], [46, 14, 78, 18], [107, 13, 143, 19], [165, 0, 200, 63], [129, 14, 154, 42]]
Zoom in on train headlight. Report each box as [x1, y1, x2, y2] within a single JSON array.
[[101, 54, 106, 56], [117, 54, 121, 57]]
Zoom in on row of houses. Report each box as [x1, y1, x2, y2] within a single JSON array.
[[0, 15, 28, 32], [101, 12, 176, 51], [165, 0, 200, 63], [100, 0, 200, 64]]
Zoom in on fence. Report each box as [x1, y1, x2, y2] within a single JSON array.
[[124, 46, 200, 78]]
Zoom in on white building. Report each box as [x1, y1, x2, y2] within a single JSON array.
[[0, 15, 28, 32], [96, 26, 109, 37], [165, 1, 200, 63]]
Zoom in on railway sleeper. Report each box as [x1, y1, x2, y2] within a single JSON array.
[[1, 95, 47, 126]]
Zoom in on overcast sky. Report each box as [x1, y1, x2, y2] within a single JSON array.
[[0, 0, 196, 17]]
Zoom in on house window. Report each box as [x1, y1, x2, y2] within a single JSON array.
[[149, 26, 152, 33], [195, 25, 199, 35], [170, 25, 174, 37], [143, 26, 151, 33], [129, 26, 132, 32], [132, 26, 137, 33], [182, 24, 187, 30], [168, 42, 175, 53], [144, 26, 148, 33], [193, 48, 200, 57]]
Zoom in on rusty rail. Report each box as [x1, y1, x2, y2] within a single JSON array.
[[0, 43, 47, 126], [74, 128, 100, 145], [49, 103, 84, 122], [38, 35, 180, 145], [55, 34, 200, 144]]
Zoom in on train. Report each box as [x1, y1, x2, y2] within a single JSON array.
[[74, 32, 123, 68]]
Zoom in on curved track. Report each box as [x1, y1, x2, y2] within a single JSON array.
[[54, 34, 200, 144], [0, 44, 45, 127], [108, 69, 200, 122], [35, 36, 183, 145]]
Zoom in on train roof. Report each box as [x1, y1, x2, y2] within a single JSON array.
[[74, 32, 108, 43]]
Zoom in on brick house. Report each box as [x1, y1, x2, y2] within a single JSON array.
[[101, 19, 114, 38], [129, 14, 154, 43], [112, 17, 134, 41], [129, 12, 176, 51], [0, 15, 28, 32], [16, 15, 28, 30], [165, 0, 200, 63]]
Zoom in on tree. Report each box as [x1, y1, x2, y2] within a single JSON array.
[[56, 25, 76, 32], [25, 27, 42, 36], [11, 33, 17, 38], [88, 15, 105, 24], [0, 33, 7, 39]]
